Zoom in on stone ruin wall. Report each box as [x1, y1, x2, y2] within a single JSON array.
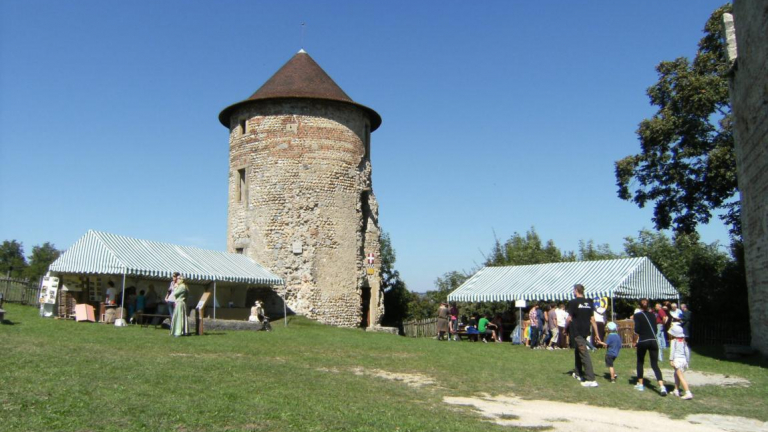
[[728, 1, 768, 355], [226, 99, 382, 327]]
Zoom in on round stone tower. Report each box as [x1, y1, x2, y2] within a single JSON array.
[[218, 50, 383, 327]]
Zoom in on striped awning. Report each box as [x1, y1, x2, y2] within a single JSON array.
[[49, 230, 284, 285], [447, 257, 678, 302]]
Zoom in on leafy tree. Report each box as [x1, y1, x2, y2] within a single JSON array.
[[615, 4, 740, 238], [25, 242, 61, 282], [486, 227, 567, 266], [0, 240, 28, 278], [577, 240, 621, 261], [380, 232, 412, 327], [622, 229, 747, 323]]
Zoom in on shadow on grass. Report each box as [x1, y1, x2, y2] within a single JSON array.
[[2, 319, 16, 325], [690, 344, 768, 367]]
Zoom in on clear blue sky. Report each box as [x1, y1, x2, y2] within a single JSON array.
[[1, 1, 732, 292]]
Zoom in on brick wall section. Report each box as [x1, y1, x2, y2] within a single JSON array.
[[225, 99, 382, 327], [729, 0, 768, 355]]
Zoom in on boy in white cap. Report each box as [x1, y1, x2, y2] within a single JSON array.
[[669, 325, 693, 399], [599, 321, 622, 383]]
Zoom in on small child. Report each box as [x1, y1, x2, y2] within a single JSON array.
[[668, 325, 693, 399], [599, 321, 622, 383]]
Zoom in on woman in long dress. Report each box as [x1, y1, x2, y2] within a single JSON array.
[[170, 276, 189, 337]]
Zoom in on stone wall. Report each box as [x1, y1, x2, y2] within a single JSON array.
[[225, 99, 382, 327], [727, 0, 768, 355]]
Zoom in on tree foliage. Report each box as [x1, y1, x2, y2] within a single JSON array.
[[615, 4, 740, 238], [0, 240, 28, 278], [486, 227, 569, 266], [25, 242, 61, 282], [380, 232, 412, 327]]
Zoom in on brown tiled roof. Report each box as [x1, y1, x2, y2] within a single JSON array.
[[219, 50, 381, 130]]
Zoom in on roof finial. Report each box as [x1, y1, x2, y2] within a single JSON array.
[[300, 22, 306, 53]]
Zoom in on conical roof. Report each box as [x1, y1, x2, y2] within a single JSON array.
[[219, 50, 381, 130]]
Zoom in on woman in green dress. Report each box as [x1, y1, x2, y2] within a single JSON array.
[[170, 275, 189, 337]]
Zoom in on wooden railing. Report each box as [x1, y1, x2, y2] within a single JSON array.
[[1, 277, 39, 306], [402, 318, 438, 338]]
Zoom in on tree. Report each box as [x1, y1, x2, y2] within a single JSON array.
[[380, 232, 412, 327], [486, 227, 567, 266], [577, 240, 620, 261], [25, 242, 61, 282], [615, 4, 740, 238], [0, 240, 28, 278]]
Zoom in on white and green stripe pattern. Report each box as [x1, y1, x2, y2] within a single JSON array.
[[447, 257, 678, 302], [49, 230, 283, 285]]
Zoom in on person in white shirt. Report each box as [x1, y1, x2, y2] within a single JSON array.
[[594, 304, 607, 345]]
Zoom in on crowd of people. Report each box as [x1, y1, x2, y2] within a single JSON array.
[[437, 286, 695, 399]]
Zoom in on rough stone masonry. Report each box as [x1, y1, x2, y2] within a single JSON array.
[[219, 50, 384, 327], [724, 1, 768, 356]]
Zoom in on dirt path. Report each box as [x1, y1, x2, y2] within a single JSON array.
[[444, 394, 767, 432]]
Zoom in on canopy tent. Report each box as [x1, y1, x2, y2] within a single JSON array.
[[48, 230, 285, 324], [447, 257, 679, 303], [50, 230, 283, 284]]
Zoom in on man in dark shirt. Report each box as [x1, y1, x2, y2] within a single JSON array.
[[566, 284, 601, 387]]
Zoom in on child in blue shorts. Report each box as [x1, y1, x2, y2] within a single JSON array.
[[599, 321, 622, 383]]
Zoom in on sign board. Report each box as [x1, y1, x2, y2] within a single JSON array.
[[366, 253, 375, 266], [40, 276, 60, 305], [366, 268, 376, 275], [196, 292, 212, 310], [514, 300, 526, 308]]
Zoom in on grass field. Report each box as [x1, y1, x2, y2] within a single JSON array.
[[2, 303, 766, 432]]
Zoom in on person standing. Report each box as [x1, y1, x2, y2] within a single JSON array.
[[556, 303, 568, 349], [634, 299, 667, 396], [547, 304, 559, 350], [528, 304, 540, 349], [680, 303, 692, 341], [594, 302, 607, 346], [436, 302, 450, 341], [166, 272, 179, 317], [449, 302, 459, 341], [170, 275, 189, 337], [567, 284, 601, 387], [654, 303, 668, 361]]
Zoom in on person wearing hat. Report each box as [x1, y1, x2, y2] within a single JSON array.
[[436, 302, 450, 341], [668, 325, 693, 399], [598, 321, 622, 383]]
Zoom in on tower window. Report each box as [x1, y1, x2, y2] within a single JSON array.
[[240, 119, 247, 135], [235, 248, 244, 254], [237, 168, 247, 203]]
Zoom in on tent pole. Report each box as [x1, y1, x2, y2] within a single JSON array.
[[283, 285, 287, 327], [213, 281, 217, 320]]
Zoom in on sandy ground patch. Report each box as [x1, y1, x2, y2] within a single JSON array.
[[638, 369, 750, 387], [351, 367, 436, 388], [444, 394, 767, 432]]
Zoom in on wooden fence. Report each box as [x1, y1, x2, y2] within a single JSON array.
[[402, 318, 438, 338], [1, 277, 40, 306]]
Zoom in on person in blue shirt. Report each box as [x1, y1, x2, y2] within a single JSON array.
[[599, 321, 622, 383]]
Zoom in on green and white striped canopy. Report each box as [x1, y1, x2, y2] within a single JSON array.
[[447, 257, 678, 302], [49, 230, 283, 285]]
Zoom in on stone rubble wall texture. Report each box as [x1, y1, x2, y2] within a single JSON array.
[[729, 0, 768, 355], [226, 99, 382, 327]]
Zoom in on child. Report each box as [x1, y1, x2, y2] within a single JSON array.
[[668, 325, 693, 399], [599, 321, 622, 383]]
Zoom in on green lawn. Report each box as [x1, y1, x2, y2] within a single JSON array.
[[2, 303, 766, 432]]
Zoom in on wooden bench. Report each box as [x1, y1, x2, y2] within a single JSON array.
[[135, 313, 171, 328]]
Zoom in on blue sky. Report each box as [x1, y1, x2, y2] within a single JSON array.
[[0, 1, 732, 292]]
